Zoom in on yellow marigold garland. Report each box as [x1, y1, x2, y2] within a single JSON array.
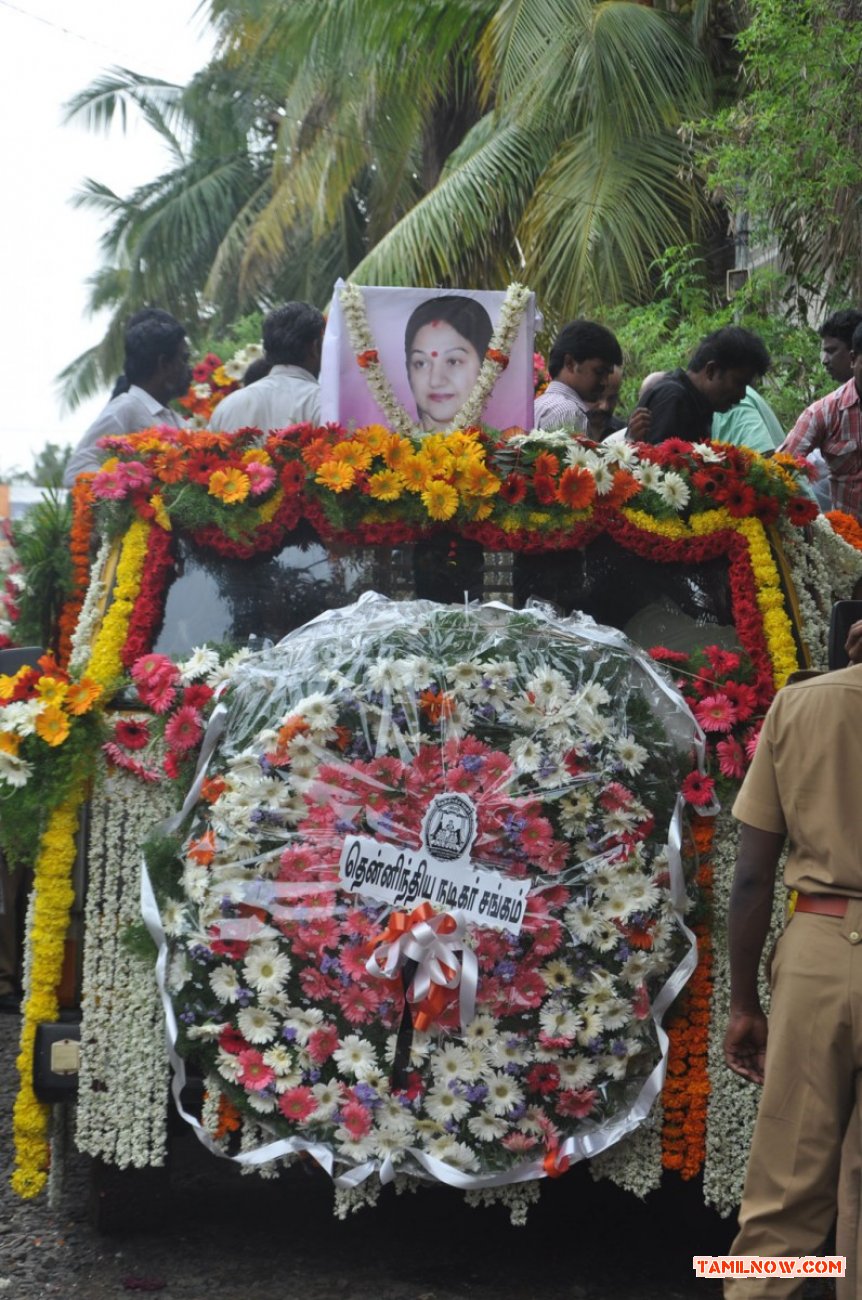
[[84, 517, 151, 692], [12, 789, 84, 1196], [12, 521, 150, 1196], [735, 517, 800, 688]]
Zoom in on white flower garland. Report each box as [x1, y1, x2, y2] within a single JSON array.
[[67, 536, 112, 675], [339, 281, 532, 436], [75, 758, 174, 1167]]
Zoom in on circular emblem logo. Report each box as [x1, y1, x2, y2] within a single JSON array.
[[422, 793, 477, 863]]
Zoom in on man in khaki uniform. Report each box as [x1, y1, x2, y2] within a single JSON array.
[[723, 653, 862, 1297]]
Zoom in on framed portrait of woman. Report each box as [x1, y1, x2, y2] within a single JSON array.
[[320, 281, 540, 433]]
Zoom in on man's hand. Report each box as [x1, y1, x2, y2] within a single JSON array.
[[724, 1007, 768, 1084], [626, 407, 652, 442], [845, 619, 862, 665]]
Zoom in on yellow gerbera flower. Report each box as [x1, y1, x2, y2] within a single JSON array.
[[383, 437, 415, 472], [208, 468, 251, 504], [419, 439, 454, 477], [457, 461, 499, 498], [399, 456, 431, 492], [368, 470, 405, 502], [65, 678, 103, 716], [355, 424, 391, 455], [36, 676, 68, 707], [315, 461, 356, 493], [0, 674, 18, 701], [330, 441, 373, 471], [35, 706, 70, 748], [421, 481, 459, 521], [241, 449, 272, 465], [0, 731, 20, 755]]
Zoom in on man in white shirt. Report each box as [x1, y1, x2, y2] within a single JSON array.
[[64, 308, 191, 486], [209, 302, 325, 434]]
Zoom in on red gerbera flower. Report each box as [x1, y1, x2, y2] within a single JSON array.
[[500, 472, 527, 504], [681, 770, 716, 807], [113, 718, 150, 751], [164, 705, 204, 752], [787, 496, 818, 526], [694, 693, 738, 732], [723, 483, 758, 518], [533, 474, 557, 505]]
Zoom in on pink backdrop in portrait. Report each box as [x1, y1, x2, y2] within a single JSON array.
[[320, 281, 541, 431]]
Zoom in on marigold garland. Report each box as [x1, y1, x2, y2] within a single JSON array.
[[85, 518, 151, 692], [12, 786, 85, 1196], [57, 477, 96, 668], [120, 525, 175, 668], [661, 814, 714, 1178], [826, 510, 862, 554]]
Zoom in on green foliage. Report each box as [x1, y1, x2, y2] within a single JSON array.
[[601, 252, 827, 429], [8, 443, 73, 488], [12, 491, 73, 653], [696, 0, 862, 297]]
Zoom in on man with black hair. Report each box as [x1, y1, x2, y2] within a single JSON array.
[[64, 308, 191, 485], [780, 320, 862, 521], [636, 326, 771, 445], [819, 308, 862, 385], [209, 302, 325, 433], [533, 320, 623, 433]]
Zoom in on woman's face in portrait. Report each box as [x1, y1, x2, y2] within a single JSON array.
[[408, 320, 483, 430]]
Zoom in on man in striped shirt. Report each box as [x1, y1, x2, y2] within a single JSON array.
[[533, 320, 623, 433], [780, 320, 862, 521]]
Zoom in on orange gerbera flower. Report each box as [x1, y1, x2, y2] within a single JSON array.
[[152, 447, 186, 483], [35, 706, 70, 747], [65, 678, 103, 716], [534, 451, 560, 478], [201, 775, 226, 803], [398, 456, 430, 492], [302, 437, 334, 470], [208, 467, 251, 504], [0, 731, 20, 755], [556, 465, 596, 511], [355, 424, 391, 456], [188, 830, 216, 865], [383, 437, 415, 473], [605, 469, 640, 509]]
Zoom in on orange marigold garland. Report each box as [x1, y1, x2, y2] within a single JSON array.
[[826, 510, 862, 553], [662, 813, 715, 1178], [57, 477, 96, 667]]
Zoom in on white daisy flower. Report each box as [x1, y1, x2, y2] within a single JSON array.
[[575, 1010, 605, 1044], [566, 901, 604, 942], [539, 1005, 583, 1040], [0, 752, 32, 787], [432, 1044, 476, 1084], [489, 1038, 529, 1069], [578, 682, 610, 709], [243, 943, 291, 994], [374, 1131, 408, 1162], [262, 1044, 296, 1076], [425, 1137, 478, 1171], [619, 953, 653, 985], [335, 1135, 376, 1161], [446, 661, 482, 689], [385, 1031, 431, 1066], [557, 1056, 598, 1089], [309, 1082, 340, 1120], [425, 1084, 470, 1124], [185, 1022, 226, 1041], [160, 898, 188, 937], [179, 646, 221, 682], [365, 659, 401, 691], [237, 1005, 278, 1045], [656, 470, 690, 510], [592, 463, 614, 495], [333, 1034, 378, 1078], [292, 693, 338, 732], [247, 1091, 277, 1114], [486, 1073, 525, 1116], [400, 656, 434, 687], [467, 1112, 508, 1142], [215, 1047, 241, 1083], [209, 964, 241, 1003], [167, 950, 190, 993], [614, 736, 648, 774], [633, 463, 662, 491], [692, 442, 724, 463], [376, 1098, 418, 1135], [1, 699, 41, 735], [283, 1007, 324, 1044], [510, 736, 542, 773], [462, 1014, 500, 1044]]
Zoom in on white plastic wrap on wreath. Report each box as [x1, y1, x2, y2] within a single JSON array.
[[145, 594, 703, 1195]]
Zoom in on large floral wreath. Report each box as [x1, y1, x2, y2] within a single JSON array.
[[147, 596, 701, 1203]]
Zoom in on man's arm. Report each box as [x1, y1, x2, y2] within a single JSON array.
[[636, 384, 689, 444], [779, 398, 828, 459], [724, 822, 785, 1084]]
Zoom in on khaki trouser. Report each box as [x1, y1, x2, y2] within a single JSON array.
[[0, 855, 31, 997], [838, 1108, 862, 1300], [725, 904, 862, 1298]]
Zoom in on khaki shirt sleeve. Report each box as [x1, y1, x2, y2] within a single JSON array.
[[731, 704, 787, 834]]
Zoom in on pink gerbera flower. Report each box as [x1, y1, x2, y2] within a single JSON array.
[[556, 1088, 598, 1119], [340, 1100, 372, 1139], [307, 1024, 339, 1064], [237, 1049, 275, 1092], [245, 461, 277, 496], [91, 469, 128, 501], [164, 705, 204, 752], [716, 736, 746, 780], [278, 1086, 317, 1122], [693, 693, 738, 733]]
